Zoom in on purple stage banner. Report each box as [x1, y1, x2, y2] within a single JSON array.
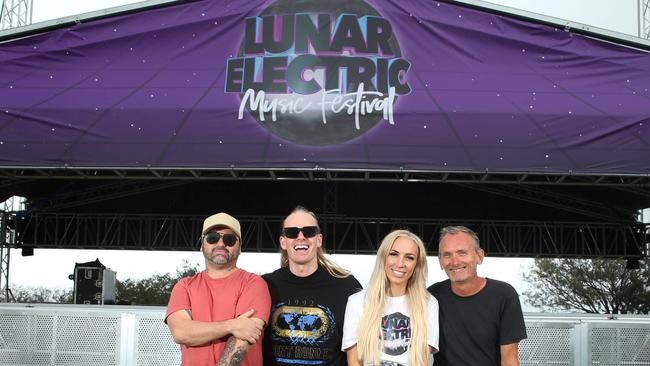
[[0, 0, 649, 174]]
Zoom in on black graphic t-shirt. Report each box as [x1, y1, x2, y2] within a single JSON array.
[[263, 265, 361, 366]]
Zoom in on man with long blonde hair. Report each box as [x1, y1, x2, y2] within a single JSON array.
[[342, 229, 439, 366], [262, 206, 361, 366]]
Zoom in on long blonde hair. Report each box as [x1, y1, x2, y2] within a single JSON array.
[[280, 206, 350, 278], [355, 230, 430, 366]]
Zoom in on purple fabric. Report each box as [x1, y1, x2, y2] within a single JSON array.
[[0, 0, 648, 174]]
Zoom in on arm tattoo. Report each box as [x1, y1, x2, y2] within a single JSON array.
[[215, 336, 248, 366]]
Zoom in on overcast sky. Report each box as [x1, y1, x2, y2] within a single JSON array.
[[488, 0, 638, 36], [30, 0, 641, 36], [9, 247, 536, 309]]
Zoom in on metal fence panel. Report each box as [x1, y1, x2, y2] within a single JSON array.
[[0, 307, 121, 365], [590, 324, 650, 365], [135, 314, 180, 366], [1, 305, 649, 366], [520, 322, 574, 365]]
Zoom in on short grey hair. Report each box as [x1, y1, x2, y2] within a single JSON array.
[[439, 225, 481, 251]]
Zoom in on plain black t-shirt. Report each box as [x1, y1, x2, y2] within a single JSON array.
[[428, 278, 527, 366]]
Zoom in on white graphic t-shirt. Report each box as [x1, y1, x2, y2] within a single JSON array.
[[341, 289, 439, 365]]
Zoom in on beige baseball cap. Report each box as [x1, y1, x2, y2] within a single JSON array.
[[202, 212, 241, 238]]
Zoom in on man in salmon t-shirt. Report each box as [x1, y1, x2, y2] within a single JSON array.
[[166, 212, 271, 366]]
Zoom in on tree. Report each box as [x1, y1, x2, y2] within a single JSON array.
[[524, 258, 650, 314], [116, 259, 200, 305], [0, 261, 200, 305], [2, 286, 73, 303]]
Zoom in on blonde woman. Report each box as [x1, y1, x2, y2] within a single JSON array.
[[342, 230, 439, 366]]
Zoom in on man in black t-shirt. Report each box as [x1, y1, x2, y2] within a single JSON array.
[[428, 226, 527, 366], [263, 206, 361, 366]]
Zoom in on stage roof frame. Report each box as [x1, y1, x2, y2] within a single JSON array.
[[0, 0, 648, 262], [2, 166, 650, 187]]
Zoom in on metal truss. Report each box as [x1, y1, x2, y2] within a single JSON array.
[[457, 184, 634, 222], [323, 181, 338, 214], [1, 196, 23, 302], [1, 211, 12, 302], [29, 180, 193, 212], [642, 0, 650, 39], [2, 167, 650, 187], [3, 168, 649, 223], [14, 212, 649, 259], [0, 0, 32, 30]]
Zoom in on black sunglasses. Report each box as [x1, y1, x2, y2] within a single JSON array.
[[282, 226, 320, 239], [204, 232, 238, 247]]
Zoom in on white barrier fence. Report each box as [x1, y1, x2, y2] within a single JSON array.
[[1, 303, 649, 365]]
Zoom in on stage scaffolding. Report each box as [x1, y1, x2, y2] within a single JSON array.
[[14, 212, 649, 259], [642, 0, 650, 38], [0, 0, 32, 30]]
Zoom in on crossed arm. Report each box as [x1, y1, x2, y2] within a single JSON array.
[[166, 308, 264, 346], [167, 308, 264, 365], [214, 336, 251, 366]]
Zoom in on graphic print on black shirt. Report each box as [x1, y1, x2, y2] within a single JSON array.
[[270, 301, 337, 364], [382, 312, 411, 356]]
